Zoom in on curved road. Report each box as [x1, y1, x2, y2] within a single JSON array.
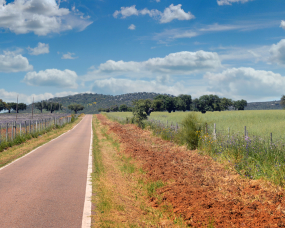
[[0, 115, 92, 228]]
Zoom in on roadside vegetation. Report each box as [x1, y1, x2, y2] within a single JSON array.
[[91, 115, 188, 227], [0, 114, 82, 168], [106, 107, 285, 189]]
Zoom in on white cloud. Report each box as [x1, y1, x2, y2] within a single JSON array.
[[160, 4, 195, 23], [0, 89, 78, 104], [0, 0, 92, 36], [217, 45, 270, 63], [91, 78, 189, 96], [153, 22, 276, 43], [0, 51, 33, 72], [113, 5, 138, 18], [61, 52, 77, 59], [27, 42, 49, 55], [270, 39, 285, 65], [83, 51, 222, 80], [128, 24, 136, 30], [217, 0, 253, 6], [113, 4, 194, 23], [23, 69, 78, 88], [205, 67, 285, 100], [280, 20, 285, 30]]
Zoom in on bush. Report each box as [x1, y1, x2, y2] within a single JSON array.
[[181, 113, 206, 150]]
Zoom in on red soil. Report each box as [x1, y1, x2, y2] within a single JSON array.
[[97, 114, 285, 227]]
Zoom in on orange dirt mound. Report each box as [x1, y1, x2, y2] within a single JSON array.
[[97, 114, 285, 227]]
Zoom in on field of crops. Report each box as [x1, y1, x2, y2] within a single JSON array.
[[107, 110, 285, 141]]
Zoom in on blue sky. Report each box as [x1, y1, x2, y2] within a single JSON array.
[[1, 0, 285, 104]]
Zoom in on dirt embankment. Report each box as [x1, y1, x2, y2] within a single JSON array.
[[97, 114, 285, 227]]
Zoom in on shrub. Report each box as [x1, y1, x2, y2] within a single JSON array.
[[181, 113, 206, 150]]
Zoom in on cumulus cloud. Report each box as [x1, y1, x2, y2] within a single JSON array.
[[217, 0, 253, 5], [128, 24, 136, 30], [0, 0, 92, 36], [113, 4, 194, 23], [0, 89, 78, 104], [83, 51, 221, 80], [205, 67, 285, 100], [23, 69, 78, 88], [61, 52, 77, 59], [27, 42, 49, 55], [91, 78, 188, 96], [270, 39, 285, 65], [0, 51, 33, 72]]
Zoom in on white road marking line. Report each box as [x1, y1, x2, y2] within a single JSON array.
[[81, 116, 93, 228], [0, 116, 83, 172]]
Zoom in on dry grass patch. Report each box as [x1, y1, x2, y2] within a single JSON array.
[[92, 115, 187, 228], [0, 116, 83, 168]]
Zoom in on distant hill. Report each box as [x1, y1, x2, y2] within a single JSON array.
[[22, 92, 174, 114], [245, 100, 282, 110], [20, 93, 283, 114]]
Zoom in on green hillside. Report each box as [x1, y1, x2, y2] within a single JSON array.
[[22, 92, 174, 114]]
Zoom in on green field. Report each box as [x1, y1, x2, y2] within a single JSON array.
[[107, 110, 285, 141]]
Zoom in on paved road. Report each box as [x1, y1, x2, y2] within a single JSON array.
[[0, 115, 92, 228]]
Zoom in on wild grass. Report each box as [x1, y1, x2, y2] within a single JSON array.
[[107, 110, 285, 188], [107, 110, 285, 141]]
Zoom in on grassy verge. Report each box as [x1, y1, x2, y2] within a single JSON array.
[[91, 115, 187, 227], [0, 115, 83, 168]]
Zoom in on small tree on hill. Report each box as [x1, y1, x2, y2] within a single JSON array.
[[68, 103, 84, 114]]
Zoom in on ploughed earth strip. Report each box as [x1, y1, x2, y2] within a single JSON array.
[[97, 114, 285, 227]]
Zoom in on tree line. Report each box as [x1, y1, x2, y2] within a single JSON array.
[[0, 98, 85, 114], [0, 99, 27, 113], [100, 94, 247, 114]]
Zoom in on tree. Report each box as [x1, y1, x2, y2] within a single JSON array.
[[280, 95, 285, 109], [0, 99, 7, 112], [68, 103, 84, 114], [152, 99, 164, 111], [132, 100, 148, 127], [16, 103, 27, 113], [6, 102, 16, 113], [196, 95, 222, 113], [220, 97, 233, 111], [119, 104, 128, 112], [175, 97, 187, 112], [164, 97, 175, 113], [233, 99, 247, 110], [35, 101, 46, 113], [178, 94, 192, 110], [45, 102, 62, 113], [192, 98, 199, 111]]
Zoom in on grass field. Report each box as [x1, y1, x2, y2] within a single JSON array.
[[107, 110, 285, 141]]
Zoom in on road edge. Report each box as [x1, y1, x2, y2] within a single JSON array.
[[0, 116, 83, 172], [81, 115, 93, 228]]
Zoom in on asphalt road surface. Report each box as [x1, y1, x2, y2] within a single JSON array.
[[0, 115, 92, 228]]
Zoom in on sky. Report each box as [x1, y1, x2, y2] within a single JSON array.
[[1, 0, 285, 104]]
